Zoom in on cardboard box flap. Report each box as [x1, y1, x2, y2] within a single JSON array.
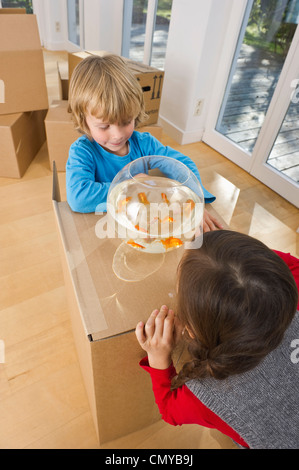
[[52, 163, 183, 341], [0, 112, 21, 127], [54, 200, 109, 336], [0, 15, 42, 51], [52, 161, 61, 202], [0, 8, 26, 14], [124, 60, 161, 74]]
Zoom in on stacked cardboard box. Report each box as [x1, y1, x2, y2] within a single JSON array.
[[52, 163, 182, 443], [0, 10, 48, 177], [52, 162, 228, 444]]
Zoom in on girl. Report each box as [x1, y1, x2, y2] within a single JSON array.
[[66, 54, 222, 231], [135, 230, 299, 449]]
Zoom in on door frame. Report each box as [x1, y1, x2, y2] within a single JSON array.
[[249, 23, 299, 207]]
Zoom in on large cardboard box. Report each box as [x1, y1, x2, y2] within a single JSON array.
[[52, 163, 185, 443], [52, 161, 227, 444], [57, 61, 69, 101], [68, 51, 164, 126], [0, 14, 48, 115], [45, 100, 163, 172], [0, 109, 47, 178]]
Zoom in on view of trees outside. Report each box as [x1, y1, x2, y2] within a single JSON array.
[[1, 0, 33, 14], [244, 0, 298, 56]]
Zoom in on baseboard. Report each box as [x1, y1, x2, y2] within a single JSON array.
[[158, 115, 204, 145]]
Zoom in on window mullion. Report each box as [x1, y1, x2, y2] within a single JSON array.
[[143, 0, 158, 65]]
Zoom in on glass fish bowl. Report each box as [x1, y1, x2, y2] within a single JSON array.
[[107, 156, 204, 253]]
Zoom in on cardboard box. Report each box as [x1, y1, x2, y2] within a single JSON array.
[[52, 159, 227, 444], [68, 51, 164, 126], [45, 101, 80, 172], [57, 61, 69, 100], [0, 109, 47, 178], [0, 14, 48, 115], [52, 162, 187, 443], [0, 8, 26, 14], [45, 100, 163, 172]]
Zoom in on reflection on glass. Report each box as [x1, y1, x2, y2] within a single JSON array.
[[128, 0, 172, 69], [151, 0, 173, 69], [1, 0, 33, 13], [216, 0, 298, 154], [266, 90, 299, 184], [128, 0, 148, 63], [67, 0, 80, 46]]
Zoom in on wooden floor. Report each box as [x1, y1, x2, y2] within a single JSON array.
[[217, 44, 299, 182], [0, 50, 298, 450]]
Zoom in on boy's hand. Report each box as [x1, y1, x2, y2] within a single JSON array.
[[135, 305, 183, 370], [203, 208, 223, 232]]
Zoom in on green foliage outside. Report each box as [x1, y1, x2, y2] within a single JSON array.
[[132, 0, 172, 24], [244, 0, 298, 56]]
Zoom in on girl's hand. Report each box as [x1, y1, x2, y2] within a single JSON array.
[[135, 305, 183, 370], [203, 208, 223, 232]]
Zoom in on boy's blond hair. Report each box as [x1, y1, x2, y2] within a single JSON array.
[[68, 54, 148, 137]]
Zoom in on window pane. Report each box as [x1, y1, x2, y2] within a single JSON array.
[[266, 87, 299, 184], [67, 0, 80, 46], [216, 0, 298, 154], [128, 0, 148, 63], [1, 0, 33, 13], [151, 0, 172, 69]]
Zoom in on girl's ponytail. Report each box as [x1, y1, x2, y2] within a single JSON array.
[[172, 230, 298, 388]]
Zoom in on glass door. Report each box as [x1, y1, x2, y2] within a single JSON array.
[[122, 0, 173, 69], [67, 0, 84, 50], [203, 0, 299, 207]]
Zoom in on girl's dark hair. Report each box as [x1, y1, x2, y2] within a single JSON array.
[[172, 230, 298, 389]]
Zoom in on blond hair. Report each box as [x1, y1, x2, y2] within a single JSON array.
[[68, 54, 148, 137]]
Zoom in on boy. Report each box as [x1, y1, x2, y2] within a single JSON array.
[[66, 54, 222, 231]]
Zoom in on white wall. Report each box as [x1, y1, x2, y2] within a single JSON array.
[[159, 0, 235, 144], [33, 0, 66, 50], [84, 0, 123, 53]]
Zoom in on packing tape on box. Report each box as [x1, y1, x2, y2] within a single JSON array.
[[58, 202, 108, 335]]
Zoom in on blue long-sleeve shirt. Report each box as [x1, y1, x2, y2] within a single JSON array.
[[66, 131, 215, 213]]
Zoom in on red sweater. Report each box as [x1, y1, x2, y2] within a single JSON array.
[[140, 250, 299, 449]]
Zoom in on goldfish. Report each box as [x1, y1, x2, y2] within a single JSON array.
[[134, 224, 148, 233], [161, 216, 174, 223], [127, 239, 146, 249], [117, 197, 131, 212], [161, 193, 170, 204], [161, 237, 183, 250], [138, 192, 150, 205]]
